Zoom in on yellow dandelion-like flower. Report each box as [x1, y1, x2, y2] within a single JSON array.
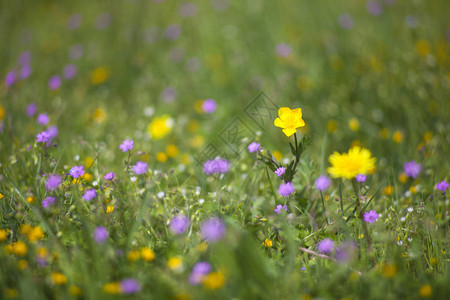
[[202, 271, 225, 290], [91, 66, 110, 85], [274, 107, 305, 137], [419, 284, 432, 298], [166, 144, 179, 158], [262, 238, 273, 248], [156, 152, 167, 163], [103, 282, 120, 294], [168, 257, 183, 271], [27, 226, 44, 242], [348, 118, 359, 131], [141, 247, 155, 262], [0, 229, 7, 242], [69, 286, 82, 296], [106, 205, 114, 214], [147, 115, 173, 140], [327, 147, 376, 179], [127, 250, 140, 262], [51, 272, 67, 285]]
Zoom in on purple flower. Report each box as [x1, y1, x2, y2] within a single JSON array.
[[403, 160, 421, 179], [160, 87, 177, 102], [48, 75, 61, 90], [120, 140, 134, 152], [45, 175, 62, 191], [356, 174, 367, 183], [335, 241, 357, 263], [202, 99, 217, 113], [18, 51, 31, 66], [63, 64, 77, 79], [363, 210, 378, 223], [179, 2, 197, 18], [276, 43, 292, 57], [70, 165, 85, 178], [367, 0, 382, 16], [93, 226, 108, 244], [133, 161, 148, 175], [5, 71, 16, 87], [37, 113, 49, 126], [67, 14, 82, 30], [95, 12, 111, 30], [69, 44, 84, 60], [36, 131, 50, 143], [338, 13, 354, 30], [274, 204, 288, 214], [437, 180, 449, 192], [275, 167, 286, 177], [47, 126, 58, 141], [42, 196, 55, 208], [165, 24, 181, 40], [26, 103, 37, 117], [189, 262, 211, 285], [278, 182, 295, 197], [120, 279, 141, 294], [317, 238, 334, 253], [104, 172, 115, 181], [315, 175, 331, 191], [202, 158, 230, 175], [20, 65, 32, 79], [248, 142, 260, 153], [83, 189, 97, 201], [405, 15, 418, 29], [169, 214, 190, 234], [200, 218, 226, 243]]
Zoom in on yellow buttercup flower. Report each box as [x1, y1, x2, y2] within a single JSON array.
[[274, 107, 305, 137], [202, 271, 225, 290], [147, 115, 173, 139], [262, 238, 273, 248], [328, 146, 376, 179], [51, 272, 67, 285]]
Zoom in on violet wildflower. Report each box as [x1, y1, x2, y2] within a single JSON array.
[[20, 65, 32, 79], [69, 44, 84, 60], [83, 189, 97, 201], [276, 43, 292, 57], [93, 226, 108, 244], [366, 0, 383, 16], [179, 2, 197, 18], [36, 131, 50, 143], [104, 172, 115, 181], [18, 51, 31, 66], [363, 210, 378, 223], [202, 99, 217, 113], [37, 113, 49, 126], [338, 13, 354, 30], [63, 64, 77, 79], [70, 165, 85, 178], [45, 175, 62, 191], [95, 12, 111, 30], [274, 204, 288, 214], [47, 125, 58, 140], [317, 238, 334, 254], [248, 142, 260, 153], [278, 182, 295, 197], [169, 214, 190, 234], [403, 160, 421, 179], [26, 103, 37, 117], [67, 14, 82, 30], [48, 75, 61, 90], [133, 161, 148, 175], [120, 139, 134, 152], [5, 71, 16, 87], [160, 87, 176, 102], [200, 218, 226, 243], [42, 196, 56, 208], [356, 174, 367, 183], [203, 158, 230, 175], [119, 279, 141, 294], [315, 175, 331, 191], [165, 24, 181, 40], [275, 167, 286, 177], [189, 262, 211, 285], [437, 180, 449, 192], [335, 241, 357, 263]]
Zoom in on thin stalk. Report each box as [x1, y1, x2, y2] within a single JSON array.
[[320, 190, 329, 225], [352, 180, 373, 254]]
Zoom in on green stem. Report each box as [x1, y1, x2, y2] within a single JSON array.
[[320, 191, 329, 225], [352, 180, 373, 254]]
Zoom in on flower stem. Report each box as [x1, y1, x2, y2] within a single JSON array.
[[320, 190, 329, 225], [352, 180, 373, 254]]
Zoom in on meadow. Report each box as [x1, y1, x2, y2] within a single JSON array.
[[0, 0, 449, 299]]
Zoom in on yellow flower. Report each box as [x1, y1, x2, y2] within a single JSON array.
[[274, 107, 305, 137], [197, 242, 208, 252], [106, 205, 114, 214], [326, 120, 338, 133], [383, 264, 397, 278], [0, 193, 3, 199], [419, 284, 432, 298], [12, 241, 27, 256], [0, 229, 7, 242], [141, 247, 155, 262], [156, 152, 167, 163], [168, 257, 183, 271], [416, 40, 430, 56], [272, 151, 282, 161], [348, 118, 359, 131], [17, 260, 28, 270], [327, 147, 376, 179], [27, 226, 44, 242], [92, 108, 107, 123], [20, 224, 32, 234], [103, 282, 120, 294], [127, 250, 140, 262], [399, 173, 408, 183], [26, 196, 35, 204], [0, 105, 5, 120], [69, 286, 82, 296], [202, 271, 225, 290], [147, 115, 173, 139], [91, 66, 110, 85], [166, 144, 179, 158], [262, 238, 272, 248], [383, 185, 394, 196], [393, 131, 403, 143], [51, 272, 67, 285], [380, 128, 389, 139]]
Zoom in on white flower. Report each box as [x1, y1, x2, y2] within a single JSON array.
[[199, 199, 205, 204], [400, 217, 406, 222], [157, 191, 165, 199], [407, 207, 413, 213], [130, 176, 137, 182]]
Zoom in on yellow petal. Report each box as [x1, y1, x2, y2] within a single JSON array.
[[282, 127, 297, 137], [278, 107, 292, 120], [274, 118, 285, 128], [291, 108, 302, 118]]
